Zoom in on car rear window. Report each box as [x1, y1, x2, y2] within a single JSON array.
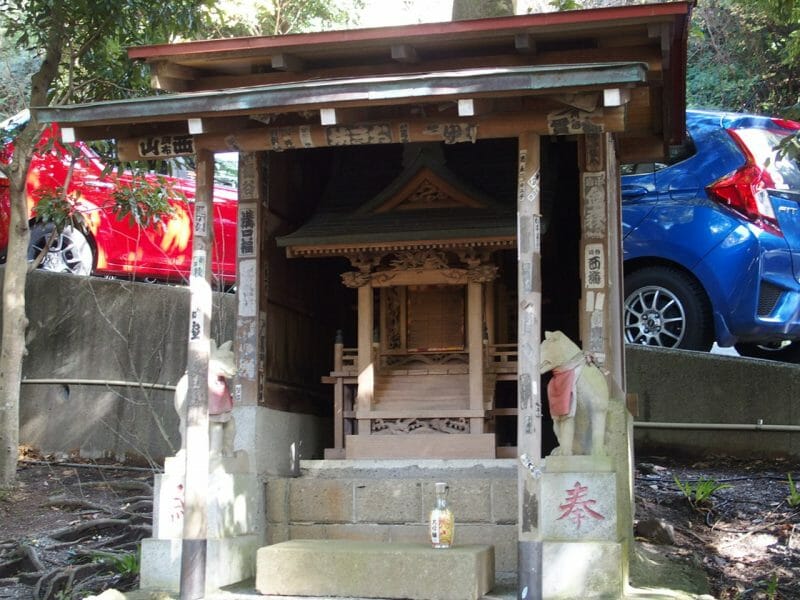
[[734, 128, 800, 191]]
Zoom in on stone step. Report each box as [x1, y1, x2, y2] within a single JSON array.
[[256, 539, 495, 600]]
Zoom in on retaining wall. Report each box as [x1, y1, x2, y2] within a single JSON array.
[[2, 269, 236, 464], [626, 345, 800, 458], [4, 269, 799, 463]]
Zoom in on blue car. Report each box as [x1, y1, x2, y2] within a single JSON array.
[[622, 109, 800, 361]]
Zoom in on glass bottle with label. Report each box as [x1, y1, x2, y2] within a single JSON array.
[[429, 482, 454, 548]]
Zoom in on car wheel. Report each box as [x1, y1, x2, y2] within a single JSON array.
[[624, 266, 713, 351], [734, 341, 800, 363], [28, 223, 94, 276]]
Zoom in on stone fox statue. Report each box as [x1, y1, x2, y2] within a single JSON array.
[[539, 330, 609, 456], [174, 339, 237, 457]]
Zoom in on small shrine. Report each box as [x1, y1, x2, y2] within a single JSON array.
[[33, 2, 694, 597], [277, 144, 517, 459]]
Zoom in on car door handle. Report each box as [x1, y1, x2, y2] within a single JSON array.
[[621, 185, 648, 200]]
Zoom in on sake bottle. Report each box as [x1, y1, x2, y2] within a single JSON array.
[[429, 482, 454, 548]]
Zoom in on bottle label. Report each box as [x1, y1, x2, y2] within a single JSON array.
[[430, 509, 454, 547]]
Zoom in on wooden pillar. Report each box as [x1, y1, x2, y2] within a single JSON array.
[[516, 132, 543, 600], [580, 132, 633, 589], [604, 135, 625, 386], [467, 281, 484, 433], [234, 151, 265, 407], [356, 281, 374, 432], [485, 280, 496, 346], [579, 133, 622, 378], [180, 148, 214, 600]]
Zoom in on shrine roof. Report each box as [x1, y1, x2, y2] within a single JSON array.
[[31, 2, 693, 163], [275, 207, 516, 257], [276, 144, 516, 257]]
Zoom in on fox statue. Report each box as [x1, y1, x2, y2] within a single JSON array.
[[174, 339, 237, 457], [539, 330, 609, 456]]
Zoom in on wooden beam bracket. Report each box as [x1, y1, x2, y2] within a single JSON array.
[[272, 53, 306, 73], [391, 44, 418, 64]]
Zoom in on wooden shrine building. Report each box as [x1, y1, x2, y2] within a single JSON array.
[[34, 3, 693, 595]]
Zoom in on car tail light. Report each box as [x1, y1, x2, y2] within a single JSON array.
[[770, 118, 800, 131], [705, 130, 783, 237]]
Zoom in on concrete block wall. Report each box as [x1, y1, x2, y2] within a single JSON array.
[[265, 460, 519, 577], [626, 345, 800, 458], [11, 270, 235, 464]]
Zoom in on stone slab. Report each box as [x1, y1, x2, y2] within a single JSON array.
[[139, 535, 260, 593], [256, 540, 495, 600], [542, 541, 623, 598], [345, 434, 496, 459]]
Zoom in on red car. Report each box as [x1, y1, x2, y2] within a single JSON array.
[[0, 111, 238, 287]]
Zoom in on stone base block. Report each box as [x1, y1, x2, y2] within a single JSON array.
[[153, 469, 260, 539], [256, 540, 495, 600], [139, 535, 259, 593], [540, 471, 617, 541], [542, 541, 622, 598]]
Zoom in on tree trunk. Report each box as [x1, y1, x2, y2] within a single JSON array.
[[0, 141, 33, 486], [452, 0, 513, 19], [0, 8, 65, 486]]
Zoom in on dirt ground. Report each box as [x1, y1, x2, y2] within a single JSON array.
[[1, 453, 799, 599], [632, 454, 800, 599]]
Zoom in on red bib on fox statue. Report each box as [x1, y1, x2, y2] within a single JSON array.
[[540, 331, 609, 456], [209, 371, 234, 416]]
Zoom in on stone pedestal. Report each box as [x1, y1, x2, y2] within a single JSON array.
[[539, 455, 624, 598], [256, 540, 495, 600], [139, 451, 262, 593]]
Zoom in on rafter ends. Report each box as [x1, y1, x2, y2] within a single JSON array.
[[514, 34, 536, 55], [458, 99, 476, 117], [391, 44, 418, 63], [603, 89, 631, 107], [188, 118, 204, 135], [320, 108, 338, 126], [272, 53, 306, 72], [458, 99, 493, 117], [60, 127, 76, 144]]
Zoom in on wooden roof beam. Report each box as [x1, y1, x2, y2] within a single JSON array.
[[272, 53, 306, 72], [115, 107, 628, 160], [391, 44, 418, 64], [149, 60, 202, 92], [648, 23, 672, 69]]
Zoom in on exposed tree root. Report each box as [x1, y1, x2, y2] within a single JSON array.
[[44, 496, 115, 513], [2, 472, 155, 599], [0, 542, 44, 577]]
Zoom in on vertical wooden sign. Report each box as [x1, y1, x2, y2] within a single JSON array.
[[235, 152, 264, 408]]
